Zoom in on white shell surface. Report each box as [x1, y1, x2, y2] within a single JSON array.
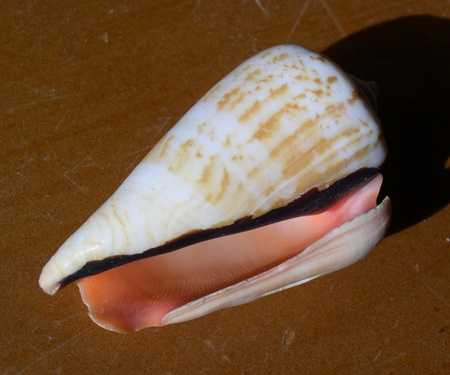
[[39, 44, 387, 295]]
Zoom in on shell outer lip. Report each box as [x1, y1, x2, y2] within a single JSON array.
[[161, 196, 391, 326], [57, 167, 381, 290]]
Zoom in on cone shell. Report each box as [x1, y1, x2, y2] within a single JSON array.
[[39, 45, 388, 320]]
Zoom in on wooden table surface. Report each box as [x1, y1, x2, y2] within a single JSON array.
[[2, 1, 449, 374]]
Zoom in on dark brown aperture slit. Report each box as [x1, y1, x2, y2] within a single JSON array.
[[60, 167, 379, 289]]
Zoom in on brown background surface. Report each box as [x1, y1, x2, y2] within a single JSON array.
[[2, 1, 449, 374]]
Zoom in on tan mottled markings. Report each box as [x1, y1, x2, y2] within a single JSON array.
[[314, 131, 365, 174], [272, 52, 289, 62], [236, 182, 244, 193], [327, 76, 338, 84], [228, 91, 248, 111], [208, 127, 216, 142], [359, 120, 369, 127], [295, 93, 307, 99], [341, 127, 360, 138], [252, 103, 300, 141], [203, 156, 231, 204], [269, 83, 289, 98], [308, 89, 324, 97], [279, 121, 362, 182], [196, 151, 202, 158], [245, 69, 261, 82], [111, 204, 126, 230], [231, 154, 243, 161], [256, 73, 274, 84], [256, 129, 369, 214], [281, 137, 328, 179], [223, 134, 233, 147], [167, 138, 196, 172], [217, 87, 241, 111], [295, 74, 307, 81], [348, 89, 363, 105], [262, 184, 276, 199], [352, 144, 370, 162], [283, 63, 301, 72], [204, 84, 223, 100], [181, 139, 195, 150], [158, 134, 174, 159], [301, 117, 318, 133], [214, 168, 230, 204], [240, 64, 253, 73], [198, 163, 212, 185], [325, 102, 345, 118], [310, 55, 327, 63], [239, 83, 289, 125], [239, 100, 262, 122], [314, 78, 324, 85], [280, 133, 362, 198], [247, 166, 259, 179], [197, 122, 207, 133], [269, 119, 314, 159]]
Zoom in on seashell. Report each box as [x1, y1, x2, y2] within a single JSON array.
[[39, 44, 391, 332]]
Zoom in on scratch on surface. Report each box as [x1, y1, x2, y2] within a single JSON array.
[[99, 32, 109, 43], [108, 116, 171, 170], [54, 107, 71, 132], [27, 0, 40, 12], [253, 0, 269, 15], [15, 326, 93, 375], [382, 356, 414, 375], [23, 85, 56, 97], [286, 0, 310, 43], [6, 94, 81, 114], [63, 156, 97, 195], [204, 338, 228, 354], [14, 152, 37, 181], [63, 173, 87, 195], [318, 0, 346, 38], [204, 339, 216, 352], [348, 277, 417, 310], [16, 170, 30, 181], [145, 115, 172, 144], [126, 155, 144, 171], [19, 151, 37, 170], [190, 0, 202, 15], [424, 282, 449, 307], [54, 313, 83, 326], [106, 334, 126, 371], [115, 145, 152, 170]]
